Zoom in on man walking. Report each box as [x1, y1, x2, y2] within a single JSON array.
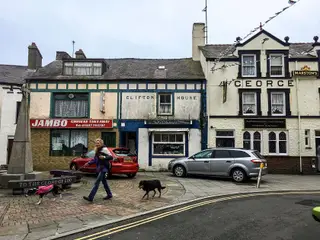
[[83, 138, 113, 202]]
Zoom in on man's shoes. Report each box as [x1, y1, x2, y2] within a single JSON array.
[[83, 196, 93, 202], [103, 195, 112, 200]]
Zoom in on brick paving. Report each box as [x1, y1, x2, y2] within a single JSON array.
[[0, 173, 320, 239]]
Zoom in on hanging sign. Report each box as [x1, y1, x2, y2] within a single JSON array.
[[292, 65, 318, 77], [30, 119, 113, 128]]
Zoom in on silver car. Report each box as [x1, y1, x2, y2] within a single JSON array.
[[167, 148, 267, 182]]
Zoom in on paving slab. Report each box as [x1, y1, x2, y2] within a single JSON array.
[[1, 173, 320, 239]]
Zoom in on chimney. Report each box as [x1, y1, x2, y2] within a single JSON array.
[[192, 23, 205, 61], [56, 51, 71, 60], [154, 66, 167, 78], [75, 49, 86, 59], [28, 42, 43, 70]]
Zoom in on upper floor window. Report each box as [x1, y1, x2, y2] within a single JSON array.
[[267, 89, 290, 116], [63, 62, 103, 76], [242, 92, 256, 115], [238, 89, 261, 116], [241, 54, 256, 77], [157, 93, 173, 115], [270, 92, 285, 116], [270, 54, 284, 77], [53, 93, 89, 118]]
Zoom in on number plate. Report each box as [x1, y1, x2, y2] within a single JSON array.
[[124, 157, 132, 162]]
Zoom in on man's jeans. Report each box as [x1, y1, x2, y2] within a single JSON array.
[[88, 172, 112, 200]]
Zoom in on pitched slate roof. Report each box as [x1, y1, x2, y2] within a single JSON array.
[[0, 64, 29, 85], [28, 58, 205, 80], [200, 42, 316, 59]]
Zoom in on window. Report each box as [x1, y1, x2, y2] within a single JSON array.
[[305, 129, 311, 148], [153, 133, 185, 156], [216, 130, 235, 147], [239, 89, 261, 116], [213, 150, 231, 158], [53, 93, 89, 118], [63, 62, 103, 76], [243, 131, 261, 153], [157, 93, 173, 115], [268, 131, 287, 155], [230, 150, 251, 158], [241, 54, 256, 77], [192, 150, 213, 159], [270, 54, 284, 77], [270, 92, 285, 116], [50, 129, 88, 156], [242, 92, 256, 115], [15, 101, 21, 124]]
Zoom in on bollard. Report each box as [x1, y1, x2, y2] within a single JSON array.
[[256, 163, 264, 188]]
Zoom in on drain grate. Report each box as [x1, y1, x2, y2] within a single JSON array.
[[295, 199, 320, 207]]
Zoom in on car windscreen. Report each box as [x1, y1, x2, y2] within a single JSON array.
[[252, 150, 264, 159], [86, 150, 95, 158], [112, 149, 132, 157]]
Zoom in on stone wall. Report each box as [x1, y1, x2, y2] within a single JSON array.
[[31, 129, 119, 170]]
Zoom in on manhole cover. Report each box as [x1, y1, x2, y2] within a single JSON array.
[[296, 199, 320, 207]]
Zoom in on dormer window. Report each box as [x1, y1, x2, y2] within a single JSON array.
[[270, 54, 284, 77], [241, 54, 257, 77], [63, 61, 103, 76]]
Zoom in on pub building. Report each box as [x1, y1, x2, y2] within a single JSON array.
[[193, 21, 320, 174], [26, 46, 206, 171]]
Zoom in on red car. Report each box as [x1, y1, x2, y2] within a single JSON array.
[[70, 147, 139, 178]]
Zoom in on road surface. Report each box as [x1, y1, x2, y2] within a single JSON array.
[[63, 192, 320, 240]]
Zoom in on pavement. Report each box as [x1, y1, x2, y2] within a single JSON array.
[[0, 173, 320, 240], [68, 193, 320, 240]]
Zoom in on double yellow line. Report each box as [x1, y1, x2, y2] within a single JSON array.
[[75, 191, 320, 240]]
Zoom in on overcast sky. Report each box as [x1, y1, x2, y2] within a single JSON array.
[[0, 0, 318, 65]]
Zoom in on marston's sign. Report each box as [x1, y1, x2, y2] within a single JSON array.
[[219, 79, 294, 88], [292, 65, 319, 77], [30, 119, 113, 128]]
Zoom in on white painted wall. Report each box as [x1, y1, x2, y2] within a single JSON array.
[[0, 86, 22, 165], [137, 128, 149, 168], [121, 92, 201, 120]]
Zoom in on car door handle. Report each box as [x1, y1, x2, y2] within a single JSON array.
[[226, 161, 231, 163], [204, 161, 209, 163]]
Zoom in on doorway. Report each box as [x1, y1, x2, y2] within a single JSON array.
[[101, 132, 116, 147], [7, 137, 14, 164], [126, 132, 137, 155], [315, 131, 320, 171]]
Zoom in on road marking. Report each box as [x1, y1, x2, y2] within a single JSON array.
[[75, 191, 320, 240]]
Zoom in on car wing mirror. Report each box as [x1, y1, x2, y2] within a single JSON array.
[[189, 156, 195, 160]]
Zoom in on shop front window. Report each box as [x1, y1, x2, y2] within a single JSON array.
[[268, 131, 287, 155], [50, 129, 88, 156], [216, 130, 235, 147], [243, 131, 261, 153], [152, 132, 185, 156]]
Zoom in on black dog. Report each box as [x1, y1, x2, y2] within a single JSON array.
[[139, 180, 166, 199], [25, 184, 64, 205]]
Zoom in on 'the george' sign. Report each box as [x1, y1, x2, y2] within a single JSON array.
[[30, 119, 113, 128]]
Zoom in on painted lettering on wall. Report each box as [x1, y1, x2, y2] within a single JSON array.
[[219, 79, 294, 88], [125, 95, 154, 100], [176, 96, 198, 100]]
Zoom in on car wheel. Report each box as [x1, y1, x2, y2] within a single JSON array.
[[173, 165, 186, 177], [127, 173, 136, 178], [70, 163, 78, 171], [231, 168, 247, 183]]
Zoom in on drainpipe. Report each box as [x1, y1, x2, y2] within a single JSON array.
[[295, 61, 302, 174], [206, 60, 210, 149]]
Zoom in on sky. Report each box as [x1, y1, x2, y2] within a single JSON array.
[[0, 0, 319, 66]]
